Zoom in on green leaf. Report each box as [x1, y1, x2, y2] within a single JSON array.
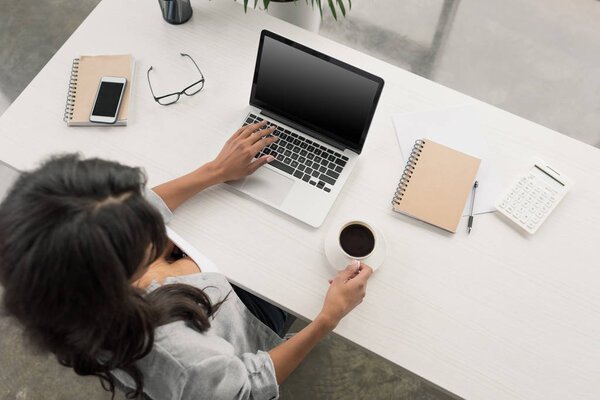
[[348, 0, 351, 11], [263, 0, 270, 10], [336, 0, 346, 17], [316, 0, 323, 18], [243, 0, 248, 13], [327, 0, 337, 20], [254, 0, 259, 9]]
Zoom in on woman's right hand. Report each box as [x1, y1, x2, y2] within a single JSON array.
[[317, 260, 373, 329], [269, 261, 372, 384], [209, 121, 278, 182]]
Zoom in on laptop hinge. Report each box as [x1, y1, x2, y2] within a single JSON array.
[[260, 109, 346, 151]]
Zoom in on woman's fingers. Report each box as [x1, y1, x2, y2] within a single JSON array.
[[241, 121, 268, 138], [248, 154, 275, 174], [250, 134, 278, 154], [247, 126, 277, 145], [333, 260, 361, 283], [347, 264, 373, 289]]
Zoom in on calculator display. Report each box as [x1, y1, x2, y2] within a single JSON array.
[[532, 165, 564, 189]]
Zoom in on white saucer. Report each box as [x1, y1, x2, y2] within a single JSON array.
[[324, 220, 386, 272]]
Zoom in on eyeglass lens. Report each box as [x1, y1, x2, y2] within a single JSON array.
[[183, 81, 204, 96], [157, 93, 181, 105]]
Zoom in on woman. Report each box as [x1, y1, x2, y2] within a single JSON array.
[[0, 121, 372, 400]]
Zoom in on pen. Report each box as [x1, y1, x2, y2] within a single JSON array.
[[467, 181, 478, 234]]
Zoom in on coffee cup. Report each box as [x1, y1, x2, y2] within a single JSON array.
[[338, 220, 377, 260]]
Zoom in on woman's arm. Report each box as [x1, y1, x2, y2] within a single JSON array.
[[268, 261, 373, 384], [152, 121, 277, 211]]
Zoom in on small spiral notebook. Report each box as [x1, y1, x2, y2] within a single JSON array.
[[391, 139, 481, 232], [63, 54, 134, 126]]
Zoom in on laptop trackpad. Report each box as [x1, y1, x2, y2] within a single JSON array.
[[242, 167, 294, 206]]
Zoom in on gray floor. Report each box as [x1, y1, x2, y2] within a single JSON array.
[[318, 0, 600, 148], [1, 0, 599, 399]]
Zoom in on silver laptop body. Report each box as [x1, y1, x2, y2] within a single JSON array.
[[227, 30, 384, 228]]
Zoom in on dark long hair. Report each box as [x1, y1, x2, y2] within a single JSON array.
[[0, 154, 220, 399]]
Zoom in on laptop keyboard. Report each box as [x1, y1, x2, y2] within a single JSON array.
[[243, 113, 348, 193]]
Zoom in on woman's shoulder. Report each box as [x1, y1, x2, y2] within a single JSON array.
[[147, 272, 230, 293]]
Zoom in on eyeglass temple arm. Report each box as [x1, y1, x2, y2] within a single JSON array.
[[146, 66, 161, 99], [180, 53, 205, 80]]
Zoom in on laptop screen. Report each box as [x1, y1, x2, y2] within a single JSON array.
[[250, 30, 384, 154]]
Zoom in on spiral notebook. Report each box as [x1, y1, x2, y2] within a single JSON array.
[[63, 54, 134, 126], [391, 139, 481, 232]]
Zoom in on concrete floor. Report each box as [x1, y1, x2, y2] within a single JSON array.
[[1, 0, 600, 399], [318, 0, 600, 148]]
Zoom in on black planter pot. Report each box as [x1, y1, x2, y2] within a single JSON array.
[[158, 0, 193, 25]]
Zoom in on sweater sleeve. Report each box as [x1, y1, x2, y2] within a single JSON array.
[[178, 351, 279, 400], [143, 187, 173, 224]]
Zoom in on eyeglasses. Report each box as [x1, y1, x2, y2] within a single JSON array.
[[147, 53, 205, 105]]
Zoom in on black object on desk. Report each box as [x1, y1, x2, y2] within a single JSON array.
[[467, 181, 478, 234], [158, 0, 192, 25]]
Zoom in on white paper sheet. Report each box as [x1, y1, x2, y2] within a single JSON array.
[[166, 226, 220, 273], [392, 105, 503, 215]]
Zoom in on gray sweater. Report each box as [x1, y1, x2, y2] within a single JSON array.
[[111, 189, 283, 399]]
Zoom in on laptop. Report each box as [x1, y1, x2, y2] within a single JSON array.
[[227, 30, 384, 227]]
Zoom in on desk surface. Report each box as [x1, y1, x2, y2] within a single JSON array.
[[1, 1, 600, 399]]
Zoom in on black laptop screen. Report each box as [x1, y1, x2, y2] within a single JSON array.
[[250, 31, 384, 153]]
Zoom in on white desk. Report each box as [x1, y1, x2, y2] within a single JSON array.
[[1, 1, 599, 399]]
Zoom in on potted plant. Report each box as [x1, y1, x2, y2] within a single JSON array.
[[242, 0, 351, 32]]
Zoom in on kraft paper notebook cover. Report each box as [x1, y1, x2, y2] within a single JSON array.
[[63, 54, 134, 126], [391, 139, 481, 232]]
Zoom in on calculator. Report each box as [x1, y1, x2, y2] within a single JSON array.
[[496, 159, 572, 234]]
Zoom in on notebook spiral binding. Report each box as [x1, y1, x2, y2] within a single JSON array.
[[392, 139, 426, 206], [63, 58, 80, 122]]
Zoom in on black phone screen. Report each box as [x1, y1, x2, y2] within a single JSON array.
[[92, 81, 125, 117]]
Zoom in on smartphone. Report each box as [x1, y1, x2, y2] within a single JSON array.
[[89, 76, 127, 124]]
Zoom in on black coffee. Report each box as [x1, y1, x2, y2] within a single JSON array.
[[339, 223, 375, 258]]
